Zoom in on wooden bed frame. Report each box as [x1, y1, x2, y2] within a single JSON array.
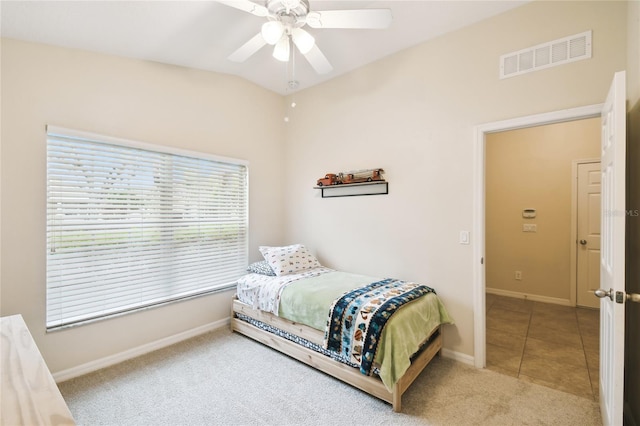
[[230, 297, 442, 412]]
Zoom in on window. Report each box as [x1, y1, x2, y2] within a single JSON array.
[[46, 126, 248, 330]]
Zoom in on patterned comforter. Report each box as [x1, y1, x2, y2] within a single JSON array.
[[323, 278, 435, 376]]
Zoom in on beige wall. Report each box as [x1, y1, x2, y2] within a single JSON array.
[[0, 39, 286, 373], [283, 1, 627, 357], [0, 0, 632, 373], [485, 118, 600, 302]]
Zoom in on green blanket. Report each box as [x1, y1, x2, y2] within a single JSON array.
[[278, 271, 453, 391]]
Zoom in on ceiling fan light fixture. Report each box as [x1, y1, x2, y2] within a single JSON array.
[[291, 28, 315, 54], [261, 21, 285, 45], [273, 36, 290, 62]]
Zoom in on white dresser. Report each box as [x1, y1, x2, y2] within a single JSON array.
[[1, 314, 75, 425]]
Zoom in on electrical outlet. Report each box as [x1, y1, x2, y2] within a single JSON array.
[[515, 271, 522, 280]]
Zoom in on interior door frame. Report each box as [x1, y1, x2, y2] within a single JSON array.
[[571, 158, 601, 308], [472, 104, 603, 368]]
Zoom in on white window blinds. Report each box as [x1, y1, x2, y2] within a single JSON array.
[[46, 126, 248, 330]]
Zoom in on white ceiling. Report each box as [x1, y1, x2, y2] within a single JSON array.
[[0, 1, 528, 95]]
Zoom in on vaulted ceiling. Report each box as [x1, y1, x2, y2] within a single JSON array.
[[1, 1, 528, 94]]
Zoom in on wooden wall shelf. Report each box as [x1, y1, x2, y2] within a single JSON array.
[[314, 181, 388, 198]]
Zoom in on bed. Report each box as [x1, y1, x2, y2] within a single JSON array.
[[230, 244, 453, 412]]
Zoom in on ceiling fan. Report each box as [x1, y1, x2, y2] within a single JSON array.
[[217, 0, 392, 75]]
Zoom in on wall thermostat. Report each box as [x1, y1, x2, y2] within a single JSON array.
[[522, 208, 536, 218]]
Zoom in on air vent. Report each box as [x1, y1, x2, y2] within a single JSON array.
[[500, 31, 592, 79]]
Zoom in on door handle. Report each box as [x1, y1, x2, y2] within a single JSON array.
[[627, 293, 640, 303], [595, 289, 640, 304], [579, 239, 587, 245], [594, 288, 613, 301]]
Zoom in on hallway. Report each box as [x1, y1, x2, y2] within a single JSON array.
[[486, 293, 600, 400]]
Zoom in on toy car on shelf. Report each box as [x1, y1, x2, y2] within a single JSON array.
[[316, 168, 384, 186], [316, 173, 341, 186]]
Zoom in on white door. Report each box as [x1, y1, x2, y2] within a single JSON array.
[[597, 71, 626, 426], [577, 161, 601, 308]]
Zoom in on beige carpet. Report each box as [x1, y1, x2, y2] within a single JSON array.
[[58, 327, 601, 426]]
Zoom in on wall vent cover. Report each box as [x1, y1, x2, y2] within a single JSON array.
[[499, 30, 592, 79]]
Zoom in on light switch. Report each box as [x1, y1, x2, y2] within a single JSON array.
[[459, 231, 470, 244], [523, 224, 537, 232]]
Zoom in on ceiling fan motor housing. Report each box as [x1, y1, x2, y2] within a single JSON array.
[[267, 0, 310, 25]]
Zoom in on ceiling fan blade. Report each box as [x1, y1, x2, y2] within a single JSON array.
[[216, 0, 269, 17], [228, 32, 267, 62], [303, 44, 333, 74], [306, 9, 392, 29]]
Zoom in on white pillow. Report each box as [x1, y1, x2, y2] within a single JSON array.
[[259, 244, 321, 276]]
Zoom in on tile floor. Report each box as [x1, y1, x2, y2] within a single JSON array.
[[486, 293, 600, 400]]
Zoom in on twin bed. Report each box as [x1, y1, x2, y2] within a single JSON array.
[[230, 244, 452, 412]]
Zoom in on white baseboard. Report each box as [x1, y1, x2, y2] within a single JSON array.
[[53, 319, 229, 383], [52, 317, 478, 383], [441, 348, 475, 366], [486, 287, 572, 306]]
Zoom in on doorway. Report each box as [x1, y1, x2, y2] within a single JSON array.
[[482, 118, 601, 397], [472, 104, 603, 370], [484, 120, 600, 306]]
